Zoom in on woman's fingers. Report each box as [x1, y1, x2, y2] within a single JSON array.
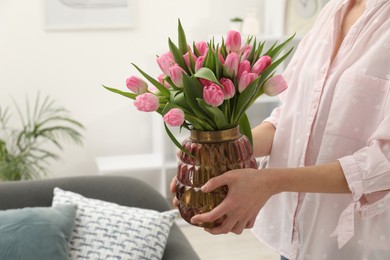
[[170, 175, 177, 193], [201, 174, 230, 193], [190, 203, 227, 226]]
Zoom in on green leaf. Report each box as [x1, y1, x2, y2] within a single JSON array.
[[239, 113, 253, 148], [185, 114, 214, 130], [168, 38, 190, 74], [196, 99, 230, 130], [253, 41, 265, 65], [194, 67, 222, 87], [233, 77, 261, 124], [177, 19, 188, 55], [220, 37, 227, 58], [164, 123, 194, 158], [193, 42, 201, 56], [131, 64, 170, 97], [182, 74, 215, 129], [171, 91, 192, 111], [247, 37, 257, 63], [187, 48, 196, 74], [203, 44, 216, 71], [214, 45, 223, 79], [266, 34, 295, 60], [102, 85, 137, 100]]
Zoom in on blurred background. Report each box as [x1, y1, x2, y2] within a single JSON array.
[[0, 0, 321, 180]]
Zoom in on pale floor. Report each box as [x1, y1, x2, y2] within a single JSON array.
[[179, 224, 280, 260]]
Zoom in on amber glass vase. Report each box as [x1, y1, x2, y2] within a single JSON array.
[[176, 127, 257, 228]]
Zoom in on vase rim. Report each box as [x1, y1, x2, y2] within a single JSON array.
[[190, 127, 240, 143]]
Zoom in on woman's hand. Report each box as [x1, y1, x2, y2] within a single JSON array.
[[169, 175, 179, 207], [189, 160, 349, 235], [190, 168, 277, 235]]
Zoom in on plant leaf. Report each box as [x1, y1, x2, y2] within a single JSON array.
[[232, 77, 261, 124], [182, 74, 215, 128], [102, 85, 137, 100], [164, 123, 194, 158], [238, 113, 253, 148], [246, 37, 257, 63], [131, 63, 170, 97], [214, 45, 223, 79], [266, 34, 295, 60], [168, 38, 190, 74], [196, 99, 230, 130], [194, 67, 222, 87], [185, 114, 214, 130], [203, 44, 216, 71], [178, 19, 188, 55], [253, 41, 265, 65]]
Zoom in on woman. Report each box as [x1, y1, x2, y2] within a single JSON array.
[[172, 0, 390, 259]]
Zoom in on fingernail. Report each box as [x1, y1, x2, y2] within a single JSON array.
[[201, 184, 207, 192]]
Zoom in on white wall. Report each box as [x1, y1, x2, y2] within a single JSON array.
[[0, 0, 269, 178]]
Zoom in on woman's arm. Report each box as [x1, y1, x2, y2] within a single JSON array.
[[251, 121, 276, 157], [190, 161, 350, 235]]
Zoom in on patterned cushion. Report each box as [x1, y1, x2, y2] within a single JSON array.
[[52, 188, 177, 260]]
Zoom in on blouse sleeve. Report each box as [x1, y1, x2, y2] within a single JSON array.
[[338, 107, 390, 215]]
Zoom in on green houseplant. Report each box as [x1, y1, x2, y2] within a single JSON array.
[[0, 93, 84, 181]]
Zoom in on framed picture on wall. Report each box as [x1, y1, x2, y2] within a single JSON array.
[[284, 0, 330, 36], [45, 0, 135, 30]]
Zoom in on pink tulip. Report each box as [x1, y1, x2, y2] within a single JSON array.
[[157, 51, 175, 75], [133, 93, 160, 112], [220, 78, 235, 99], [126, 76, 148, 94], [195, 56, 205, 72], [237, 60, 251, 80], [163, 108, 185, 127], [195, 41, 208, 56], [226, 30, 242, 53], [218, 49, 225, 64], [203, 83, 224, 107], [240, 44, 252, 60], [169, 64, 187, 88], [251, 55, 272, 75], [223, 52, 239, 78], [158, 74, 171, 89], [183, 51, 197, 70], [238, 71, 258, 93], [199, 78, 213, 87], [263, 75, 288, 96]]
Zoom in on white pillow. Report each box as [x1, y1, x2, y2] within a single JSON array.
[[52, 188, 177, 260]]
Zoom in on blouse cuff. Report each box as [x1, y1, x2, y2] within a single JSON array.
[[338, 155, 364, 202]]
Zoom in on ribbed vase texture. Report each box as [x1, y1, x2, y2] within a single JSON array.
[[176, 128, 257, 227]]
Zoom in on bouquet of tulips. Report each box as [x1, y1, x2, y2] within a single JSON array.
[[104, 20, 293, 153]]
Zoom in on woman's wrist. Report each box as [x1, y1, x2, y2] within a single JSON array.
[[260, 161, 350, 195]]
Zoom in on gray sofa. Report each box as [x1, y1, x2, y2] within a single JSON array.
[[0, 175, 199, 260]]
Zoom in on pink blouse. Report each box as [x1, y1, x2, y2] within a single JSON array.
[[252, 0, 390, 259]]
